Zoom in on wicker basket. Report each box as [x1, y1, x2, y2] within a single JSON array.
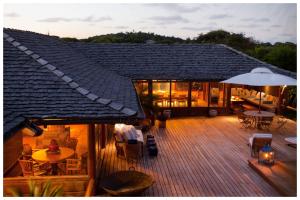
[[100, 170, 154, 196]]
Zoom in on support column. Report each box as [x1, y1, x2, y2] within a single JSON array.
[[88, 124, 96, 179], [188, 81, 192, 108], [226, 84, 232, 112], [148, 80, 153, 103], [169, 80, 172, 108], [100, 124, 106, 148]]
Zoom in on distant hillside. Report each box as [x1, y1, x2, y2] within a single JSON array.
[[61, 30, 296, 72]]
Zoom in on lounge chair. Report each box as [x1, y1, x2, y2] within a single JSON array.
[[249, 133, 272, 157], [285, 137, 297, 148]]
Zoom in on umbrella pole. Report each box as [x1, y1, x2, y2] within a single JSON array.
[[258, 87, 262, 113]]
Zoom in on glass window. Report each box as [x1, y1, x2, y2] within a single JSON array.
[[171, 81, 189, 107], [210, 82, 225, 107], [191, 82, 209, 107], [153, 81, 170, 107], [134, 81, 148, 95]]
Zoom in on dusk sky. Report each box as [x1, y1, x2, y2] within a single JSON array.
[[4, 3, 297, 43]]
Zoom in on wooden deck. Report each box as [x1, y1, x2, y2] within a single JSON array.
[[97, 116, 297, 196]]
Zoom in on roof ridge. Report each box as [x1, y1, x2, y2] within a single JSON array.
[[219, 44, 296, 77], [3, 32, 137, 117]]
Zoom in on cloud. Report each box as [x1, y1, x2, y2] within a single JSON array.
[[209, 14, 232, 19], [38, 17, 72, 22], [115, 26, 129, 29], [270, 24, 281, 28], [144, 3, 203, 13], [280, 33, 294, 37], [94, 16, 112, 22], [181, 26, 214, 31], [239, 23, 261, 28], [241, 17, 270, 22], [148, 15, 189, 24], [4, 12, 20, 18], [38, 15, 111, 23]]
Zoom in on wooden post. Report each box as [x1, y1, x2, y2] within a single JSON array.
[[188, 81, 192, 108], [88, 124, 96, 179], [208, 82, 211, 108], [148, 80, 153, 103], [277, 86, 285, 114], [226, 84, 232, 112], [100, 124, 106, 148], [169, 80, 172, 108]]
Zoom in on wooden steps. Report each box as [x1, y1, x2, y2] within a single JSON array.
[[248, 159, 296, 196]]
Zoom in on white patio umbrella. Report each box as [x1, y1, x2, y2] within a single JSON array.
[[221, 67, 297, 112]]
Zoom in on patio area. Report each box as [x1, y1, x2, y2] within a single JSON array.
[[97, 116, 296, 196]]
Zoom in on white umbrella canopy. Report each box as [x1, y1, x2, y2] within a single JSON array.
[[221, 67, 297, 86], [221, 67, 297, 112]]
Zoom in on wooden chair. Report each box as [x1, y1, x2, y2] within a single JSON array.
[[237, 112, 253, 128], [18, 159, 50, 176], [125, 141, 142, 164], [249, 133, 272, 157], [114, 134, 126, 158], [64, 137, 78, 151], [80, 152, 88, 174], [258, 116, 274, 130], [66, 159, 82, 175], [57, 162, 66, 175], [276, 115, 288, 131], [22, 144, 33, 160]]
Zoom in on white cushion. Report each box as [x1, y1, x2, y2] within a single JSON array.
[[249, 133, 272, 146], [136, 130, 144, 143]]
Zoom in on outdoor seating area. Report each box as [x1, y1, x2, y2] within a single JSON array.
[[114, 124, 144, 161], [231, 88, 279, 112], [97, 116, 296, 196], [237, 110, 275, 130], [6, 125, 89, 178]]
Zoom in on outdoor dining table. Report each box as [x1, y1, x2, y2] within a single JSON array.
[[243, 110, 275, 129], [32, 147, 74, 175]]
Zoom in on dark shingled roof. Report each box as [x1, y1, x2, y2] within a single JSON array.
[[3, 29, 144, 139], [3, 28, 296, 139], [70, 43, 296, 80]]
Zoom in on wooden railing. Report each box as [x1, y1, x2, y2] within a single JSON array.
[[4, 175, 89, 197]]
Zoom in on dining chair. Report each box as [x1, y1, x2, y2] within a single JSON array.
[[64, 137, 78, 151], [114, 135, 126, 158], [237, 111, 253, 128], [22, 144, 33, 160], [80, 152, 88, 174], [57, 162, 66, 175], [258, 116, 274, 130], [18, 159, 50, 176], [66, 159, 82, 175]]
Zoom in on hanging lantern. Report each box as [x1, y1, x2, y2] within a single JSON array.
[[258, 144, 275, 165]]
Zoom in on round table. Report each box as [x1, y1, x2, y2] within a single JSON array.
[[243, 110, 275, 129], [32, 147, 74, 175]]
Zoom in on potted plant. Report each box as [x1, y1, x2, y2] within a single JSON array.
[[6, 180, 63, 197], [208, 109, 218, 117]]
